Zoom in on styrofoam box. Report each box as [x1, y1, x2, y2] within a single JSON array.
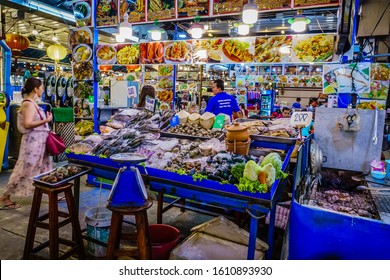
[[190, 216, 268, 251], [170, 232, 265, 260]]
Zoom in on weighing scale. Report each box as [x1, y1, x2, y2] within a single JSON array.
[[107, 153, 149, 208]]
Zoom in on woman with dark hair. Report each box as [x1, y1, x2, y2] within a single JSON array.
[[137, 85, 155, 108], [0, 77, 53, 210]]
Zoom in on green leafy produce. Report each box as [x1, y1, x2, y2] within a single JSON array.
[[231, 163, 245, 180], [192, 173, 208, 182], [243, 160, 262, 181], [174, 168, 187, 175], [260, 152, 287, 179], [237, 177, 267, 193], [261, 163, 276, 188]]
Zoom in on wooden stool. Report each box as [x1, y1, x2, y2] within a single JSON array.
[[106, 200, 153, 260], [23, 182, 85, 260]]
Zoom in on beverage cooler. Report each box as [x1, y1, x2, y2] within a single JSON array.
[[259, 90, 274, 116]]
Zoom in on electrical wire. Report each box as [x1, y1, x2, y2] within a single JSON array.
[[361, 1, 390, 51]]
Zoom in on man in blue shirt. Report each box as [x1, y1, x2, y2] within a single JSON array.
[[292, 97, 301, 109], [205, 79, 242, 120]]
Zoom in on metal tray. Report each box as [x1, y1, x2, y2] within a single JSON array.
[[234, 118, 297, 144], [249, 134, 298, 145], [161, 127, 225, 141], [33, 164, 92, 187]]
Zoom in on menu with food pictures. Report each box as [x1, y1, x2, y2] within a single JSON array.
[[157, 65, 174, 102], [293, 0, 340, 8], [147, 0, 176, 21], [139, 42, 165, 64], [178, 0, 210, 18], [120, 0, 146, 23], [69, 27, 92, 47], [363, 63, 390, 100], [96, 0, 118, 26], [254, 36, 292, 63], [73, 61, 94, 81], [193, 39, 223, 63], [164, 41, 193, 64], [323, 63, 371, 95], [116, 44, 140, 64], [73, 44, 93, 63], [72, 42, 94, 81], [97, 44, 117, 64], [73, 0, 93, 27], [221, 38, 255, 63], [213, 0, 244, 15], [291, 34, 334, 63], [254, 0, 291, 9]]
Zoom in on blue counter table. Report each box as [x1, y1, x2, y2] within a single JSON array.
[[67, 144, 294, 260]]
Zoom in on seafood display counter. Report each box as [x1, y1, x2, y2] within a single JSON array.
[[66, 143, 294, 260]]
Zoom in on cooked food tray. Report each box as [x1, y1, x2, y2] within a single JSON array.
[[33, 164, 92, 187]]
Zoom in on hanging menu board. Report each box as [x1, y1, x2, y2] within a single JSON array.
[[366, 63, 390, 100], [293, 0, 340, 7], [213, 0, 244, 15], [95, 34, 336, 66], [69, 26, 94, 82], [178, 0, 211, 18], [73, 0, 93, 27], [147, 0, 176, 21], [96, 0, 118, 27], [119, 0, 146, 23], [254, 0, 291, 10]]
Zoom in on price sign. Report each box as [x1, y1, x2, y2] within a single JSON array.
[[290, 111, 313, 127], [145, 96, 156, 112]]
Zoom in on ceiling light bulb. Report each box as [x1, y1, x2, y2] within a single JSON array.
[[237, 23, 250, 35], [242, 1, 258, 24], [52, 34, 58, 41], [178, 33, 187, 38], [148, 26, 166, 41], [281, 30, 285, 34], [289, 17, 310, 32], [120, 13, 133, 38], [115, 33, 125, 43], [32, 27, 38, 35], [38, 41, 44, 49], [188, 23, 205, 39]]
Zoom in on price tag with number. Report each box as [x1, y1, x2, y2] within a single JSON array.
[[145, 96, 156, 112], [290, 111, 313, 127]]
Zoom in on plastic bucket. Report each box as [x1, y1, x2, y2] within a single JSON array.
[[149, 224, 181, 260], [85, 207, 112, 258]]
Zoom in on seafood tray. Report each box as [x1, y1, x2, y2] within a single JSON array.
[[234, 118, 298, 145], [161, 128, 225, 141], [33, 164, 92, 187]]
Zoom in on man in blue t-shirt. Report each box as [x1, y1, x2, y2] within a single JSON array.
[[292, 97, 301, 109], [205, 79, 242, 120]]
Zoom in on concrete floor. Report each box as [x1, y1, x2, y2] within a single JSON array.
[[1, 162, 279, 260]]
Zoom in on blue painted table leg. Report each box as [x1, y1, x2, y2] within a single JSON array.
[[247, 216, 258, 260], [266, 206, 277, 259]]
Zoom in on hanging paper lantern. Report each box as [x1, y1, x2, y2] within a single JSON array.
[[5, 34, 30, 56], [47, 44, 67, 61]]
